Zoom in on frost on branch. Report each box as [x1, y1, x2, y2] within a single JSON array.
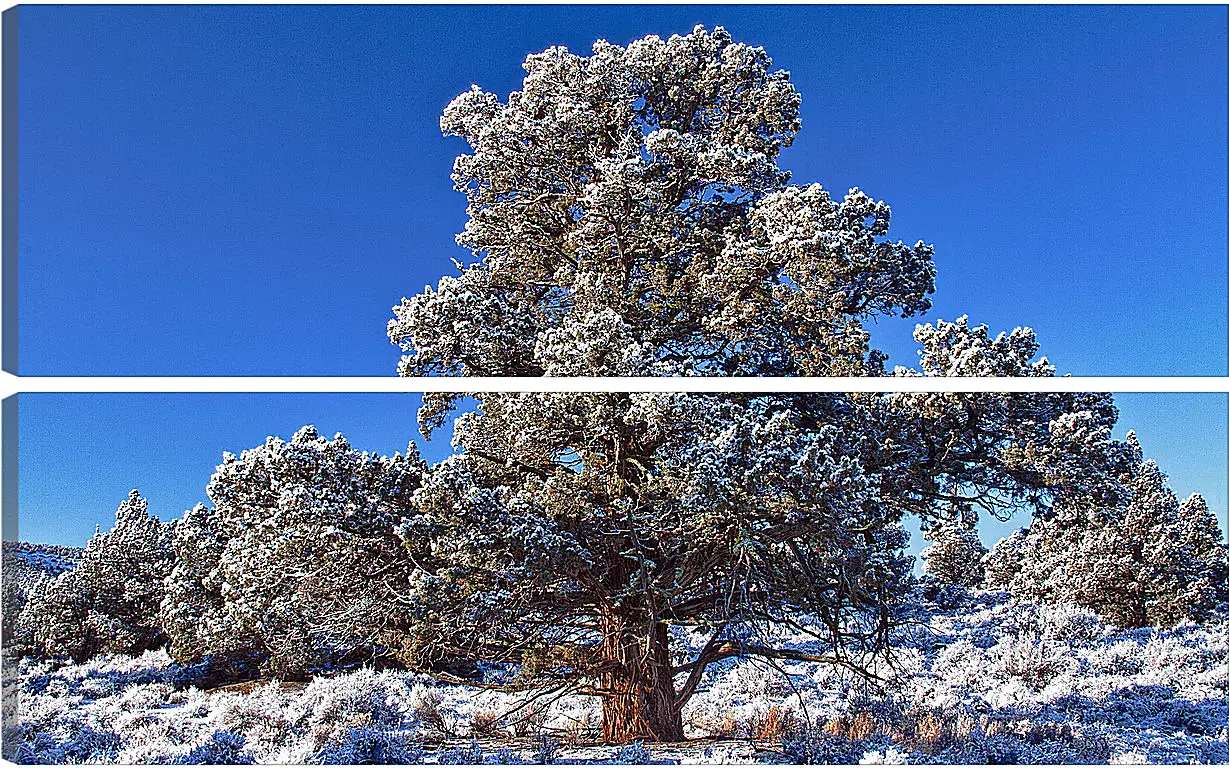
[[909, 315, 1055, 378]]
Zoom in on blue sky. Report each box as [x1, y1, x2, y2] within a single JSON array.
[[15, 393, 1228, 561], [15, 5, 1228, 376]]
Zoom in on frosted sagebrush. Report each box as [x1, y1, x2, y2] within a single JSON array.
[[3, 595, 1226, 764]]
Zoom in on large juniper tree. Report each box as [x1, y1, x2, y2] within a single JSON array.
[[386, 27, 1124, 742]]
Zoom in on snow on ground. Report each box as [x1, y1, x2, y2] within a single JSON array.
[[2, 592, 1225, 764]]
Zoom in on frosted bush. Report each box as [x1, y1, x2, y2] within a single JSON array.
[[4, 590, 1226, 765], [695, 745, 746, 764], [309, 725, 425, 764], [209, 685, 296, 754], [1137, 635, 1201, 688], [114, 681, 176, 711], [436, 739, 483, 764], [533, 733, 561, 764], [487, 746, 530, 764], [613, 741, 655, 764], [931, 639, 988, 691], [1088, 638, 1146, 677], [782, 729, 862, 765], [292, 669, 413, 739], [1034, 604, 1105, 645], [860, 747, 910, 764], [991, 631, 1071, 690], [3, 718, 123, 764], [171, 731, 253, 765]]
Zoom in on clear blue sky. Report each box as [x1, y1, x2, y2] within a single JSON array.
[[15, 5, 1228, 376], [15, 392, 1228, 557]]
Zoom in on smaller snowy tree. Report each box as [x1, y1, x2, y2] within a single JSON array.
[[920, 516, 987, 589], [18, 491, 175, 662], [162, 427, 425, 681], [990, 434, 1228, 628], [982, 529, 1029, 592], [1175, 492, 1229, 607], [2, 542, 80, 648]]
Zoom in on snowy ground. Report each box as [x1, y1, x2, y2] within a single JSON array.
[[2, 592, 1225, 764]]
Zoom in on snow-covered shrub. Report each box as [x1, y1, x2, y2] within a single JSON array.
[[931, 639, 989, 692], [782, 727, 863, 764], [161, 427, 426, 681], [992, 631, 1070, 691], [1033, 603, 1105, 645], [408, 684, 462, 740], [613, 741, 658, 764], [436, 739, 483, 764], [210, 684, 297, 754], [3, 588, 1225, 765], [290, 668, 418, 753], [171, 731, 253, 765], [860, 747, 910, 764], [488, 747, 531, 764], [533, 733, 561, 764], [2, 717, 124, 764], [309, 725, 425, 765], [1109, 750, 1149, 764]]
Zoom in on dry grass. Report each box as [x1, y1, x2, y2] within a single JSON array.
[[411, 689, 458, 740], [509, 706, 550, 738], [563, 709, 601, 747], [804, 704, 1102, 758], [470, 709, 505, 738], [749, 705, 799, 742], [822, 710, 876, 742]]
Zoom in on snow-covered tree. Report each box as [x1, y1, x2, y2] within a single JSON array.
[[17, 491, 174, 662], [1176, 492, 1229, 603], [989, 433, 1228, 628], [394, 393, 920, 742], [920, 517, 987, 589], [2, 542, 81, 649], [982, 529, 1029, 592], [161, 427, 425, 681], [387, 387, 1118, 743], [381, 27, 1129, 742], [388, 25, 938, 434]]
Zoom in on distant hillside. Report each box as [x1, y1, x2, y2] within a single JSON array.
[[3, 540, 83, 579]]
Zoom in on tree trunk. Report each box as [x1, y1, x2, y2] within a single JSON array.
[[599, 614, 684, 743]]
